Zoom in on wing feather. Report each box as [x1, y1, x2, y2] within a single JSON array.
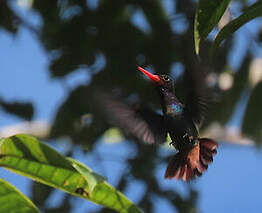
[[97, 92, 167, 144], [184, 66, 211, 127]]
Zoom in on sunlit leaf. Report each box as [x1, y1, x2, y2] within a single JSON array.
[[0, 178, 39, 213], [0, 134, 143, 213], [194, 0, 231, 55], [211, 1, 262, 57]]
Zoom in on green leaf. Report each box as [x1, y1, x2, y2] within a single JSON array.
[[0, 178, 39, 213], [67, 158, 106, 193], [211, 1, 262, 57], [70, 158, 142, 212], [242, 82, 262, 144], [194, 0, 231, 55], [0, 134, 143, 213]]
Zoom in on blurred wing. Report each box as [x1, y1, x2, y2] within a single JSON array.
[[184, 68, 210, 127], [97, 92, 167, 144]]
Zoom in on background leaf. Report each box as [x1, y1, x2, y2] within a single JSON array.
[[211, 1, 262, 57], [0, 1, 18, 34], [194, 0, 231, 55], [0, 99, 34, 121], [203, 54, 251, 127], [0, 178, 39, 213], [31, 182, 54, 208], [242, 82, 262, 144]]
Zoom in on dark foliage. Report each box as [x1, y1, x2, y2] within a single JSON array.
[[0, 98, 34, 120]]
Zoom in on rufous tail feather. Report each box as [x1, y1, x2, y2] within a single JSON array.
[[164, 138, 218, 181]]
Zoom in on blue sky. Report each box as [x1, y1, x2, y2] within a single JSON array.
[[1, 2, 262, 213]]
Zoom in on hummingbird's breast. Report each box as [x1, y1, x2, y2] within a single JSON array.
[[165, 113, 199, 151]]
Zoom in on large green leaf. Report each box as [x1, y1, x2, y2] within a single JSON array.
[[194, 0, 231, 55], [0, 134, 142, 213], [242, 82, 262, 144], [0, 178, 39, 213], [211, 1, 262, 57]]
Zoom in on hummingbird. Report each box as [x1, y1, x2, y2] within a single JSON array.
[[98, 66, 218, 181]]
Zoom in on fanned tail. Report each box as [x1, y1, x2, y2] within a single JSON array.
[[164, 138, 218, 181]]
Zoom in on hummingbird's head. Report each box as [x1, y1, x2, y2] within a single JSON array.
[[138, 66, 173, 91]]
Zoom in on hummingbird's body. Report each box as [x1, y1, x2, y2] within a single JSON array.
[[98, 66, 218, 181], [158, 85, 199, 151]]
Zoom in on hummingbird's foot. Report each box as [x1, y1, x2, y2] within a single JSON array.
[[188, 136, 194, 141], [183, 133, 196, 144], [183, 133, 188, 139], [169, 141, 179, 150], [169, 141, 175, 146], [183, 133, 194, 141]]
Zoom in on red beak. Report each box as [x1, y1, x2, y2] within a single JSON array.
[[137, 66, 161, 83]]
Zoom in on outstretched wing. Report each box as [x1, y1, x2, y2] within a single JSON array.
[[97, 92, 167, 144], [184, 66, 210, 127]]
